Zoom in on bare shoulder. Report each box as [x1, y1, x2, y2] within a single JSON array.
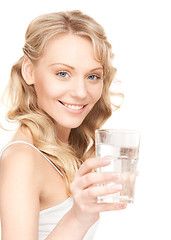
[[0, 142, 43, 194], [0, 142, 39, 174], [0, 143, 41, 238], [0, 126, 41, 171]]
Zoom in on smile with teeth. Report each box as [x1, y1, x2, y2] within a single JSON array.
[[59, 101, 85, 110], [64, 103, 84, 110]]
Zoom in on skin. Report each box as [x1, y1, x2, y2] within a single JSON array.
[[23, 34, 104, 142], [0, 34, 126, 240]]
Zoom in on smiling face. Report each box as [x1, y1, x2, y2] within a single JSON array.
[[30, 34, 103, 141]]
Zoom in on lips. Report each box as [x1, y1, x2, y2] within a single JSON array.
[[58, 101, 86, 110]]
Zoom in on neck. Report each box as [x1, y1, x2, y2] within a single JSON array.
[[56, 125, 71, 144]]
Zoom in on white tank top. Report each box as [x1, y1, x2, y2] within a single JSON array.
[[0, 141, 99, 239]]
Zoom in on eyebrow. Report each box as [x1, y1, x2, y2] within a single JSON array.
[[48, 63, 103, 72]]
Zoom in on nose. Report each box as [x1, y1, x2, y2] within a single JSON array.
[[70, 78, 87, 99]]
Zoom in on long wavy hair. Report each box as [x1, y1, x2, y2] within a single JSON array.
[[3, 10, 119, 195]]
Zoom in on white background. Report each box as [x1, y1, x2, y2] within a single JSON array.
[[0, 0, 171, 239]]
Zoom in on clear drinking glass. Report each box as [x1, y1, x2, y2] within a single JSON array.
[[95, 129, 141, 204]]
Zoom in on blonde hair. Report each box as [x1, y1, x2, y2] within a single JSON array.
[[3, 10, 119, 195]]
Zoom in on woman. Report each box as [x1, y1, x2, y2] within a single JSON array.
[[0, 10, 126, 239]]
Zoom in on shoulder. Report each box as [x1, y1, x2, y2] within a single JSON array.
[[0, 142, 38, 171], [0, 142, 42, 192], [0, 142, 42, 208], [0, 142, 41, 238]]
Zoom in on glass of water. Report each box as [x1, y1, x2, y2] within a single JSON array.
[[95, 129, 141, 204]]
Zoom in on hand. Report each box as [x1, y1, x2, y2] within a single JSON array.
[[70, 157, 127, 228]]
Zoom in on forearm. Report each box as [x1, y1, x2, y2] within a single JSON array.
[[45, 209, 90, 240]]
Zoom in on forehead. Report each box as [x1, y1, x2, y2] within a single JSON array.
[[39, 33, 103, 69]]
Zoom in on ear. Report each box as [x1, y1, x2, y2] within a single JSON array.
[[22, 57, 35, 85]]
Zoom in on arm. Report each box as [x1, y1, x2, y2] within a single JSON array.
[[46, 158, 127, 240], [0, 147, 40, 240], [0, 147, 88, 240], [0, 149, 126, 240]]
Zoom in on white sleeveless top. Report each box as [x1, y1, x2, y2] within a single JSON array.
[[0, 141, 99, 239]]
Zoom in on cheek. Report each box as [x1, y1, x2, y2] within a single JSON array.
[[35, 84, 56, 97], [34, 78, 59, 109], [92, 83, 103, 102], [34, 72, 57, 98]]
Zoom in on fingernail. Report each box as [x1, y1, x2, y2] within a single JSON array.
[[111, 172, 121, 178], [103, 158, 112, 164], [120, 204, 127, 208]]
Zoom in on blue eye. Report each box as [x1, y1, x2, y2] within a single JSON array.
[[88, 75, 100, 80], [57, 71, 69, 78]]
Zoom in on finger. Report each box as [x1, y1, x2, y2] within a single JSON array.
[[82, 184, 122, 201], [79, 172, 121, 189], [77, 158, 111, 177], [85, 202, 127, 213], [96, 202, 127, 212]]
